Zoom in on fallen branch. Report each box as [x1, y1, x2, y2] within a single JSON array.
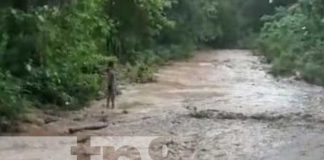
[[68, 123, 108, 134]]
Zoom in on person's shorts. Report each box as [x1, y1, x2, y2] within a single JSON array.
[[107, 85, 116, 96]]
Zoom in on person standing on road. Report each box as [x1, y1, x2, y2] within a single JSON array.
[[106, 61, 117, 109]]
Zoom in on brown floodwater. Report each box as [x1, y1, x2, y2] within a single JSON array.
[[17, 50, 324, 160]]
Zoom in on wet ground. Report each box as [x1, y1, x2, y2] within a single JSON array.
[[17, 50, 324, 159]]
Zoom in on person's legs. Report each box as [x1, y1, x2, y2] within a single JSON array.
[[111, 95, 115, 109], [106, 95, 111, 108]]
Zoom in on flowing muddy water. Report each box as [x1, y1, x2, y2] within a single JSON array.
[[19, 50, 324, 159]]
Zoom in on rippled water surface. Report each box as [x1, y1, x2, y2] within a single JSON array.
[[21, 50, 324, 160]]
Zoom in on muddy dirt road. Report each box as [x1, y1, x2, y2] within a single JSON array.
[[23, 50, 324, 159]]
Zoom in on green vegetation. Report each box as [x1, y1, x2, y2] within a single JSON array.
[[1, 0, 323, 126], [0, 0, 223, 123], [257, 0, 324, 85]]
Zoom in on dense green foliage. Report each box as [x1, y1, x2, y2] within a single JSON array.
[[206, 0, 296, 48], [0, 0, 317, 125], [0, 0, 113, 122], [257, 0, 324, 84], [0, 0, 223, 123]]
